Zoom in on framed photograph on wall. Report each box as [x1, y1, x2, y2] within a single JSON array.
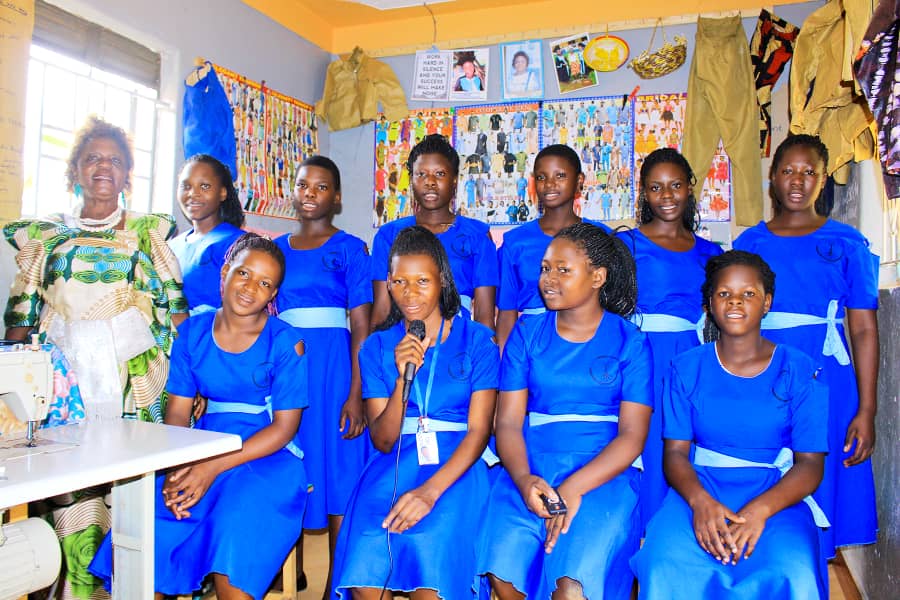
[[500, 40, 544, 100], [549, 33, 599, 94], [449, 48, 489, 102]]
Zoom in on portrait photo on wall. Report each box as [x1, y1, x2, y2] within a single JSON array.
[[633, 93, 732, 222], [454, 102, 542, 227], [550, 33, 599, 94], [541, 95, 635, 222], [449, 48, 489, 101], [500, 40, 544, 100], [373, 108, 455, 227]]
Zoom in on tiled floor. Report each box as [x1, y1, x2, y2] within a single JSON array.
[[299, 532, 855, 599]]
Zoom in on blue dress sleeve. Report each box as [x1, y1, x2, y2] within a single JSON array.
[[360, 334, 392, 400], [497, 243, 520, 311], [499, 319, 529, 391], [788, 356, 829, 453], [844, 236, 879, 310], [662, 362, 694, 441], [620, 328, 653, 409], [472, 228, 500, 289], [469, 326, 500, 391], [347, 238, 374, 309], [270, 326, 309, 412], [166, 318, 198, 399], [371, 226, 393, 282]]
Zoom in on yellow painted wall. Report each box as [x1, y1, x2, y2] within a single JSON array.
[[243, 0, 807, 56]]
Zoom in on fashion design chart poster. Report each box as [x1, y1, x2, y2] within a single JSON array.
[[550, 33, 599, 94], [449, 48, 489, 102], [634, 93, 732, 222], [215, 64, 319, 220], [453, 102, 542, 226], [500, 40, 544, 100], [540, 95, 635, 222], [373, 108, 455, 227]]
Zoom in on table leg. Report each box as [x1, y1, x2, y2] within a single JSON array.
[[111, 471, 155, 600]]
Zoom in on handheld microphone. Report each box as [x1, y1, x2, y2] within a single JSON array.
[[401, 320, 427, 404]]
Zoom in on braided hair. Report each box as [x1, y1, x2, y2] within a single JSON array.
[[700, 250, 775, 342], [555, 222, 637, 318], [769, 134, 830, 217], [182, 154, 245, 227], [407, 133, 460, 177], [376, 226, 461, 331], [224, 232, 286, 287], [637, 147, 699, 231]]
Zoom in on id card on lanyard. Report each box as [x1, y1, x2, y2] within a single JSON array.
[[414, 319, 445, 466]]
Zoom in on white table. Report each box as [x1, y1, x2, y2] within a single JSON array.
[[0, 420, 241, 599]]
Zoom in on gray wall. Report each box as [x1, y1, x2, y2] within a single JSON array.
[[331, 1, 825, 244]]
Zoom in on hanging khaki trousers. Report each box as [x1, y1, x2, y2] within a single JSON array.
[[683, 16, 762, 226]]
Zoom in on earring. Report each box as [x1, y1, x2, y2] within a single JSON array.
[[120, 191, 126, 206], [73, 183, 82, 198]]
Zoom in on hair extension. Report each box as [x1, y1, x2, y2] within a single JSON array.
[[299, 154, 342, 193], [535, 143, 582, 176], [406, 133, 460, 178], [555, 222, 637, 318], [700, 250, 776, 342], [637, 147, 700, 231], [769, 133, 830, 217], [224, 232, 286, 287], [376, 226, 461, 331], [182, 154, 245, 227], [66, 115, 134, 193]]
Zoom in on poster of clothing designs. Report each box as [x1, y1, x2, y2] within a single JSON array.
[[215, 64, 319, 219], [634, 93, 732, 221], [373, 108, 455, 227], [454, 102, 542, 226], [540, 95, 635, 222]]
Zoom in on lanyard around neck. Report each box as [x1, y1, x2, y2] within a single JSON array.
[[413, 318, 445, 420]]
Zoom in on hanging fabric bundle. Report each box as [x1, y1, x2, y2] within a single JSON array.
[[183, 60, 238, 180], [628, 19, 687, 79], [316, 46, 408, 131]]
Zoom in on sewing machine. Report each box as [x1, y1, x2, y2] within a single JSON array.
[[0, 338, 54, 447]]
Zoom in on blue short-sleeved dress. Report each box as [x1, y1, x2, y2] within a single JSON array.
[[332, 316, 499, 599], [169, 222, 244, 314], [371, 216, 499, 316], [620, 228, 722, 526], [90, 312, 309, 600], [274, 231, 372, 528], [734, 219, 879, 556], [498, 219, 610, 314], [630, 344, 829, 599], [478, 311, 652, 598]]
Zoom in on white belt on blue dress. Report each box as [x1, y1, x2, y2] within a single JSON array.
[[693, 445, 830, 527], [760, 299, 849, 365], [206, 398, 304, 459], [400, 416, 499, 465], [527, 412, 643, 470], [631, 313, 706, 344], [278, 306, 348, 330], [521, 307, 546, 316]]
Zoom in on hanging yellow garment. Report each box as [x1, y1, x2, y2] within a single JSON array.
[[790, 0, 875, 183], [316, 46, 408, 131]]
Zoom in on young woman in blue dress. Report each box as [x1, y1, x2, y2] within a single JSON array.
[[273, 155, 372, 594], [734, 134, 879, 557], [370, 134, 498, 332], [620, 147, 722, 527], [333, 226, 498, 599], [91, 233, 309, 600], [479, 222, 652, 599], [496, 145, 610, 350], [631, 250, 830, 598], [168, 154, 245, 314]]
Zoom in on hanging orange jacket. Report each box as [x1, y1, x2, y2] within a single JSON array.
[[316, 46, 408, 131]]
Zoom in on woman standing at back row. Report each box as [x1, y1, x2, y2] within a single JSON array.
[[370, 134, 498, 331], [734, 134, 879, 558], [619, 147, 722, 527]]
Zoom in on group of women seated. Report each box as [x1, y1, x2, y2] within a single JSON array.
[[2, 115, 879, 600]]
